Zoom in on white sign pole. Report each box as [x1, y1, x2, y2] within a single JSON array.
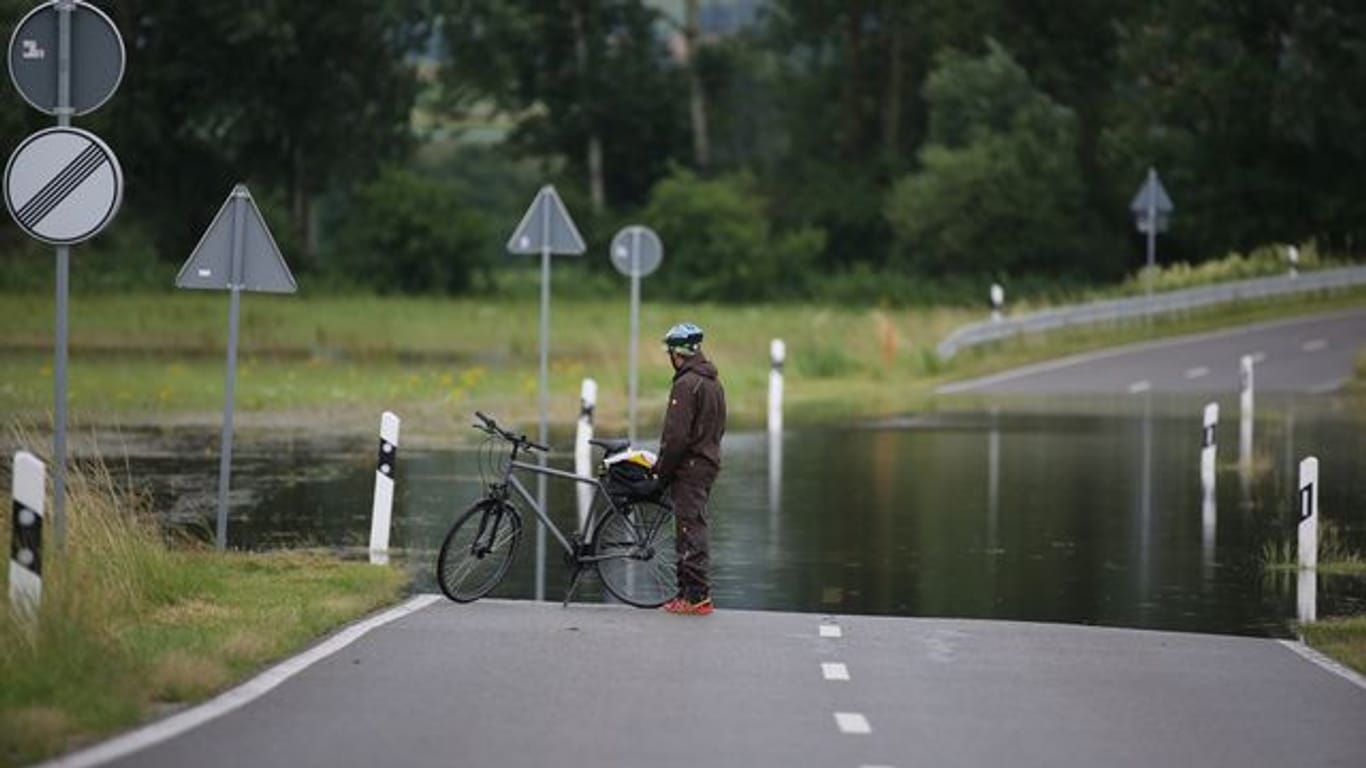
[[534, 200, 550, 602], [768, 339, 785, 436], [51, 2, 73, 547], [369, 411, 400, 565], [213, 195, 246, 550], [575, 379, 596, 532], [628, 230, 642, 444], [1297, 456, 1319, 623], [9, 451, 45, 620]]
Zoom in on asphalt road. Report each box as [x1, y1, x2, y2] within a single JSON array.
[[51, 598, 1366, 768], [938, 306, 1366, 396]]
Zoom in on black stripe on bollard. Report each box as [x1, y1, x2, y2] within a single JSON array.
[[1202, 425, 1216, 449], [377, 438, 397, 477], [11, 499, 42, 577]]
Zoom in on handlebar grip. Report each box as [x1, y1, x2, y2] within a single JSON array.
[[526, 438, 551, 453]]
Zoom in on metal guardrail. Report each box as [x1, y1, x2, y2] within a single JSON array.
[[936, 265, 1366, 359]]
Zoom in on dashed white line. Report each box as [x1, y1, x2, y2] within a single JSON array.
[[1301, 339, 1328, 352], [834, 712, 872, 734], [1184, 366, 1209, 379], [1127, 380, 1151, 394], [819, 624, 842, 638], [821, 662, 850, 681]]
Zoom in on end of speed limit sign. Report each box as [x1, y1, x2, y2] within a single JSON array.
[[4, 126, 123, 245]]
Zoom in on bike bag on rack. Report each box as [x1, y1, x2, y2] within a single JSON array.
[[602, 448, 661, 502]]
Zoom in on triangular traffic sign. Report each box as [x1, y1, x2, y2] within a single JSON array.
[[506, 185, 586, 255], [1129, 168, 1174, 216], [176, 184, 297, 293]]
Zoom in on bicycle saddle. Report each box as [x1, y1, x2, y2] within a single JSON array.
[[589, 437, 630, 455]]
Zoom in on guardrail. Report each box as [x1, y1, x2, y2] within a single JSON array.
[[936, 265, 1366, 359]]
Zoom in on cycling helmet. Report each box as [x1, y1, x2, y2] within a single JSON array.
[[663, 322, 704, 355]]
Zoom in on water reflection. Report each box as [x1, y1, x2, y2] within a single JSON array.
[[117, 394, 1365, 638]]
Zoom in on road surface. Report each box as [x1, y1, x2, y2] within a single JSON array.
[[938, 306, 1366, 396], [48, 598, 1366, 768]]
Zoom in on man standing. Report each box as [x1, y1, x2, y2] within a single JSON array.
[[655, 323, 726, 615]]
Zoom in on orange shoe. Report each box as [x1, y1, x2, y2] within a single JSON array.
[[662, 596, 713, 615]]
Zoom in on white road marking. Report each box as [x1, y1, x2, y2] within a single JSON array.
[[1128, 380, 1151, 394], [39, 594, 443, 768], [835, 712, 872, 734], [819, 624, 842, 638], [1301, 338, 1328, 352], [822, 662, 850, 681], [1279, 640, 1366, 691], [1184, 366, 1209, 379]]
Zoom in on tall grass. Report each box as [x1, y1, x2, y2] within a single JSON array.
[[1261, 520, 1366, 575], [0, 427, 405, 766]]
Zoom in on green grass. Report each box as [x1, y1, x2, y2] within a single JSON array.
[[1261, 521, 1366, 576], [0, 440, 406, 766], [1299, 617, 1366, 677], [2, 282, 1363, 439]]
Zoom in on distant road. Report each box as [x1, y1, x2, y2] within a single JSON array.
[[938, 306, 1366, 396], [52, 599, 1366, 768]]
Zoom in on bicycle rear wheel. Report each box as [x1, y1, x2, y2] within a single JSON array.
[[436, 499, 522, 603], [595, 499, 677, 608]]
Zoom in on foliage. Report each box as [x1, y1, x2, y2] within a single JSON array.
[[334, 167, 489, 295], [641, 168, 824, 302], [886, 41, 1110, 279]]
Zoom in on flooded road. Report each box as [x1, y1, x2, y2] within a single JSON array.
[[112, 392, 1366, 637]]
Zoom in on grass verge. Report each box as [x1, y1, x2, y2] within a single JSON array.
[[1299, 618, 1366, 677], [0, 444, 406, 767]]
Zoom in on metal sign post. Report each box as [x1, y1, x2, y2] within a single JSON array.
[[4, 0, 125, 547], [609, 225, 663, 443], [507, 185, 586, 601], [176, 185, 297, 549], [1129, 167, 1174, 314]]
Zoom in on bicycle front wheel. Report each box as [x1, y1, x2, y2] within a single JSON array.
[[595, 499, 677, 608], [436, 499, 522, 603]]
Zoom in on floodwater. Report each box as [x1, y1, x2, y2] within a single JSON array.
[[119, 394, 1364, 637]]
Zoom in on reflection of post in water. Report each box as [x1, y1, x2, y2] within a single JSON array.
[[767, 428, 782, 556], [987, 409, 1000, 559], [1137, 391, 1153, 612], [1239, 355, 1255, 501], [1200, 402, 1218, 584]]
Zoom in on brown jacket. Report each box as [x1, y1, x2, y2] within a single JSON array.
[[656, 352, 726, 482]]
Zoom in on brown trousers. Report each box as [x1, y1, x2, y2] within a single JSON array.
[[672, 459, 717, 601]]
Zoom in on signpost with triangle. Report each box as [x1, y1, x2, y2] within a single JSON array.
[[177, 184, 296, 549], [506, 184, 585, 601], [1129, 167, 1174, 312]]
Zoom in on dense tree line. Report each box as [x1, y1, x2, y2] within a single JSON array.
[[2, 0, 1363, 300]]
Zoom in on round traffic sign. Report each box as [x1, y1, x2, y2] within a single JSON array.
[[5, 126, 123, 245], [610, 225, 663, 278], [8, 0, 125, 116]]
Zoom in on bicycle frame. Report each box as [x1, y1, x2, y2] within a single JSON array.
[[500, 459, 612, 557]]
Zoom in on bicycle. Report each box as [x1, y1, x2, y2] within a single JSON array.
[[435, 411, 678, 607]]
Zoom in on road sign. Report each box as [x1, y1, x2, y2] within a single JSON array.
[[176, 184, 297, 294], [507, 185, 586, 255], [8, 0, 124, 116], [610, 225, 663, 278], [1129, 167, 1173, 235], [4, 126, 122, 245]]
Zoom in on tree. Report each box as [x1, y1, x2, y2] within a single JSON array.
[[100, 0, 429, 264], [886, 41, 1107, 278], [643, 167, 824, 301], [436, 0, 687, 214]]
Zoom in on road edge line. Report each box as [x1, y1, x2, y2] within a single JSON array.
[[38, 594, 443, 768], [1277, 639, 1366, 692]]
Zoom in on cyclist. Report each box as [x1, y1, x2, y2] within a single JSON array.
[[654, 322, 727, 615]]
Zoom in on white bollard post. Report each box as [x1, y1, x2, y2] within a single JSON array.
[[990, 283, 1004, 322], [1239, 355, 1254, 478], [1287, 244, 1299, 279], [575, 378, 597, 532], [768, 339, 785, 436], [1200, 402, 1219, 492], [10, 451, 45, 619], [1200, 402, 1219, 579], [369, 411, 400, 565], [1297, 456, 1319, 623]]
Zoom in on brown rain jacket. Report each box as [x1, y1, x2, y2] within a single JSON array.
[[656, 352, 727, 483]]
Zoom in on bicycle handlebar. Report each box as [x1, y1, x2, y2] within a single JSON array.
[[473, 411, 550, 453]]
